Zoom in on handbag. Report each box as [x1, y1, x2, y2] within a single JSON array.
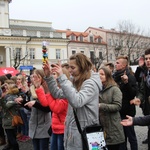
[[73, 109, 107, 150], [8, 111, 23, 126]]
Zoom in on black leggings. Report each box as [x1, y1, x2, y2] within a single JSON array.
[[5, 129, 19, 150]]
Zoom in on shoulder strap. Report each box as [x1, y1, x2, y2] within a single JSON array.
[[73, 109, 88, 150], [8, 110, 14, 117], [73, 108, 82, 134]]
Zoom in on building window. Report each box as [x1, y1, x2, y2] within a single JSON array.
[[80, 51, 84, 54], [115, 39, 119, 46], [90, 36, 93, 43], [80, 36, 83, 42], [56, 49, 61, 59], [99, 52, 102, 59], [90, 51, 95, 63], [29, 48, 35, 59], [98, 38, 101, 43], [72, 50, 76, 54], [108, 39, 112, 46], [15, 48, 21, 59], [71, 35, 75, 41]]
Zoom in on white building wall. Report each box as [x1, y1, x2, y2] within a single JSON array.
[[0, 0, 9, 28]]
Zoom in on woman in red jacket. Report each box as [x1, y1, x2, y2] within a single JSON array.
[[33, 67, 69, 150]]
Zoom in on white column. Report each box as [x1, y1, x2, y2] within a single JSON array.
[[5, 47, 10, 67]]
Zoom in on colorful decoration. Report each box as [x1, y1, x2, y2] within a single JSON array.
[[42, 41, 48, 64]]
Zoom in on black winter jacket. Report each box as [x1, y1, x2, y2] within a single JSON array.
[[113, 68, 138, 117], [133, 115, 150, 126]]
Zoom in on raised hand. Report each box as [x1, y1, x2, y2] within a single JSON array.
[[139, 59, 144, 67], [33, 74, 42, 88], [42, 61, 51, 77], [121, 71, 128, 84], [130, 98, 141, 106], [51, 61, 63, 77]]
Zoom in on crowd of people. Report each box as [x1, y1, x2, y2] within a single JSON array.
[[0, 48, 150, 150]]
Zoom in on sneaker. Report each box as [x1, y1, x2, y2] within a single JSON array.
[[142, 139, 148, 144], [18, 135, 28, 142], [24, 136, 31, 141], [17, 135, 23, 141]]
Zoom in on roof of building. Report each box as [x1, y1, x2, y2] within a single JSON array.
[[85, 26, 118, 34], [9, 25, 55, 32], [56, 29, 89, 37]]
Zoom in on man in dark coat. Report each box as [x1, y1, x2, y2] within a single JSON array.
[[122, 48, 150, 150], [113, 56, 138, 150]]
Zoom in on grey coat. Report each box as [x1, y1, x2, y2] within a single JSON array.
[[45, 72, 102, 150], [99, 85, 125, 145], [29, 102, 51, 139]]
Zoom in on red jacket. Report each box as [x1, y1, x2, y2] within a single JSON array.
[[35, 87, 68, 134]]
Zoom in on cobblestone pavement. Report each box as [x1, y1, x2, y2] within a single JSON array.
[[0, 106, 148, 150]]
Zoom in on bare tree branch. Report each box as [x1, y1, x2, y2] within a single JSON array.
[[110, 20, 145, 65]]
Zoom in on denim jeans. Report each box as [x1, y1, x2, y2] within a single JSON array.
[[32, 138, 49, 150], [5, 129, 19, 150], [50, 133, 64, 150], [19, 108, 28, 135], [119, 125, 138, 150]]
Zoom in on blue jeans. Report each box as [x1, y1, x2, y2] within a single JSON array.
[[32, 138, 49, 150], [119, 125, 138, 150], [19, 108, 28, 135], [5, 129, 19, 150], [50, 133, 64, 150]]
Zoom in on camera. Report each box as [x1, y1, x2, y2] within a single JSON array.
[[51, 64, 55, 67], [51, 63, 59, 68]]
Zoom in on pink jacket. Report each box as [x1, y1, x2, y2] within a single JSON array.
[[35, 87, 68, 134]]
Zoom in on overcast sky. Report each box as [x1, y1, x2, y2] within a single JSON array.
[[9, 0, 150, 32]]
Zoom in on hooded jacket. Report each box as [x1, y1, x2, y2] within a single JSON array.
[[99, 85, 125, 145], [45, 72, 102, 150]]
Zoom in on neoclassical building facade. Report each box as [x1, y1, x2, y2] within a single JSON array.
[[0, 0, 107, 71], [1, 0, 149, 73], [0, 0, 69, 71]]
